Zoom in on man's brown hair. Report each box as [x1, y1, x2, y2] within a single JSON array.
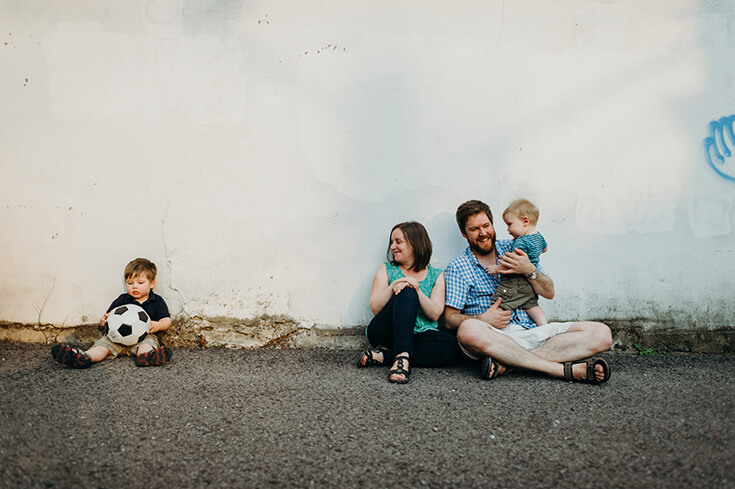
[[124, 258, 157, 282], [455, 200, 493, 234]]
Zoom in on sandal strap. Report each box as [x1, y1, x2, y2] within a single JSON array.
[[390, 355, 411, 376], [586, 361, 596, 382], [358, 347, 389, 367], [563, 361, 575, 381], [563, 357, 610, 384]]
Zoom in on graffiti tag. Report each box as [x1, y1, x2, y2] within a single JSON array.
[[704, 115, 735, 181]]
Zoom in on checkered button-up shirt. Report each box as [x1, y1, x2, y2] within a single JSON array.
[[444, 240, 542, 329]]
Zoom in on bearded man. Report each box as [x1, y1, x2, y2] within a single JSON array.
[[443, 200, 612, 384]]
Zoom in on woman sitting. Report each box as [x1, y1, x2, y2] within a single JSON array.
[[358, 221, 461, 383]]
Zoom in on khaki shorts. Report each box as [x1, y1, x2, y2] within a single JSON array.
[[491, 274, 538, 311], [459, 321, 573, 360], [92, 334, 161, 358]]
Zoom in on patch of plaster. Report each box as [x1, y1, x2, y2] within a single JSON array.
[[0, 321, 101, 344], [165, 315, 316, 349]]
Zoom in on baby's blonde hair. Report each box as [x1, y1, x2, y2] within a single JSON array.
[[503, 198, 540, 225]]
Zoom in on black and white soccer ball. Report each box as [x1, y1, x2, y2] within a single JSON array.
[[105, 304, 150, 346]]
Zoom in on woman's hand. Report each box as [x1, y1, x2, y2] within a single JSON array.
[[391, 276, 420, 295], [392, 281, 408, 294], [403, 277, 420, 290]]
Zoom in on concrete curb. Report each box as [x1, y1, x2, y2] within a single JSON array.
[[1, 318, 733, 353]]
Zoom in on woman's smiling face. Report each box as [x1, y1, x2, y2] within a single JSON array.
[[390, 228, 415, 267]]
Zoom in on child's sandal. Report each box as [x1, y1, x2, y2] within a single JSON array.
[[135, 346, 172, 367], [51, 344, 92, 369]]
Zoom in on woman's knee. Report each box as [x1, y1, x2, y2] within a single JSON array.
[[394, 286, 419, 307]]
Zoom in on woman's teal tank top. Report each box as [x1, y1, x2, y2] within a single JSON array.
[[385, 262, 441, 334]]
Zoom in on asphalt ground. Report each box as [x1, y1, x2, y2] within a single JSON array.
[[1, 342, 733, 489]]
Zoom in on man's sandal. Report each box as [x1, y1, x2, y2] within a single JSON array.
[[51, 344, 92, 369], [480, 355, 510, 380], [563, 357, 611, 384], [388, 355, 410, 384], [357, 346, 388, 368]]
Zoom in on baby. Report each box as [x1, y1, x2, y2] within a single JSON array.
[[488, 199, 548, 326]]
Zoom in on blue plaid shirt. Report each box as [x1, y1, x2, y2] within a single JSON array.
[[444, 240, 544, 329]]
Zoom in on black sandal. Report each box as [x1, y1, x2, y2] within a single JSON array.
[[357, 346, 388, 368], [479, 355, 511, 380], [563, 357, 610, 384], [388, 355, 411, 384], [51, 344, 92, 369]]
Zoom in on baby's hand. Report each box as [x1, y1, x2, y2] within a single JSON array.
[[485, 265, 499, 275], [100, 312, 110, 327]]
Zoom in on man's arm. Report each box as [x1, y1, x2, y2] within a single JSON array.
[[444, 306, 469, 331], [528, 271, 554, 300], [498, 249, 555, 299], [444, 299, 512, 331]]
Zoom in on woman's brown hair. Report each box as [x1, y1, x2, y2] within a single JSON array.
[[387, 221, 433, 271]]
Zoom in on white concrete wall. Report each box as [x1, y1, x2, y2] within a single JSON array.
[[1, 0, 734, 331]]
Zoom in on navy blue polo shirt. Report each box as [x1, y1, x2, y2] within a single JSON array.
[[106, 291, 170, 322]]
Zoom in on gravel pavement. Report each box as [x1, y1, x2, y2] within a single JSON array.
[[1, 343, 733, 489]]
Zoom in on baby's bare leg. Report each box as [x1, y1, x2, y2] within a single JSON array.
[[526, 306, 548, 326]]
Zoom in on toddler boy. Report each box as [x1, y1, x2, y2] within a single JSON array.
[[51, 258, 172, 368], [488, 199, 549, 326]]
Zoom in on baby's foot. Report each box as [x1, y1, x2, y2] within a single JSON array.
[[51, 344, 92, 368], [135, 346, 172, 367]]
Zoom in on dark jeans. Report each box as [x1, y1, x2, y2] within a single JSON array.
[[366, 288, 461, 367]]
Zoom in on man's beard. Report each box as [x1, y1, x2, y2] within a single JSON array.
[[469, 235, 495, 256]]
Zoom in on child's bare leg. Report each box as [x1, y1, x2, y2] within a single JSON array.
[[526, 306, 548, 326], [86, 345, 113, 363]]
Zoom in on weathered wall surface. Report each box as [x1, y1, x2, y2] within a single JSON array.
[[1, 1, 734, 348]]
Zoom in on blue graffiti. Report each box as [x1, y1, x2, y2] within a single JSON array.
[[704, 115, 735, 181]]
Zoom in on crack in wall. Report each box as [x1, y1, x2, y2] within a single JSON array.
[[160, 202, 188, 318], [32, 277, 56, 326]]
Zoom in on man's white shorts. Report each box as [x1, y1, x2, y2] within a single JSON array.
[[459, 321, 573, 361]]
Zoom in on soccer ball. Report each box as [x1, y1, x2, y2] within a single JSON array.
[[105, 304, 150, 346]]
